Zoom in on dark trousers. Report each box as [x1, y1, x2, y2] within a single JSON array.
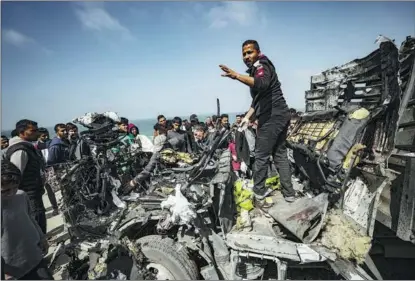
[[19, 259, 53, 280], [33, 211, 47, 235], [1, 257, 5, 280], [253, 115, 295, 197], [44, 183, 58, 210]]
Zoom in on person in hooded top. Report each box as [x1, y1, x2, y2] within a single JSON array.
[[128, 123, 140, 139]]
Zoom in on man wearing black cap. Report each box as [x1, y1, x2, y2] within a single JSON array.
[[219, 39, 296, 205]]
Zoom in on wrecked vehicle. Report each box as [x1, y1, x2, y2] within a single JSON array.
[[289, 35, 415, 279], [51, 106, 370, 281], [51, 36, 415, 280]]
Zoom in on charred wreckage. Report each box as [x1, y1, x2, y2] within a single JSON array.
[[47, 35, 415, 280]]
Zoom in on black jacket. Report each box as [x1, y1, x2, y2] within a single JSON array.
[[235, 130, 250, 165], [247, 55, 289, 125], [5, 142, 45, 213]]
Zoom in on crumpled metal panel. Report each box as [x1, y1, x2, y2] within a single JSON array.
[[305, 39, 399, 113]]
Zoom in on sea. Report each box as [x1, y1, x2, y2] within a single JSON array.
[[1, 113, 239, 139]]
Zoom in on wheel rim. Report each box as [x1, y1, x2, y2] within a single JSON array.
[[146, 263, 175, 280]]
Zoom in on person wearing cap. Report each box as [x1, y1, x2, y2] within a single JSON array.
[[219, 39, 296, 206]]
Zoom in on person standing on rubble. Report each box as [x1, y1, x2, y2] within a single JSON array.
[[219, 39, 296, 205]]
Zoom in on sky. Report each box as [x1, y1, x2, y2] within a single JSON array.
[[1, 1, 414, 130]]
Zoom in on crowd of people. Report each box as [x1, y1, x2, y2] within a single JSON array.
[[1, 38, 301, 280]]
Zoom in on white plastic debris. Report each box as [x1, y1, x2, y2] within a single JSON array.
[[102, 111, 121, 123], [73, 112, 98, 126], [240, 162, 248, 173], [109, 176, 126, 209], [120, 192, 140, 202], [160, 184, 197, 226], [72, 111, 121, 126], [136, 135, 154, 153]]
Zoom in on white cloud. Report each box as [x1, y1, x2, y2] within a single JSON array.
[[206, 2, 266, 29], [75, 3, 134, 40], [2, 29, 34, 47], [2, 29, 53, 55]]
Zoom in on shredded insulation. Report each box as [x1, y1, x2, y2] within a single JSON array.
[[233, 176, 280, 230], [320, 210, 372, 264]]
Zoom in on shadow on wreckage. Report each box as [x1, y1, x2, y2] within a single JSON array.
[[49, 36, 415, 280]]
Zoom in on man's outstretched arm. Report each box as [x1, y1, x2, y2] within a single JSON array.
[[219, 65, 254, 87], [219, 63, 272, 92]]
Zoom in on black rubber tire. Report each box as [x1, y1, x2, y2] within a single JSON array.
[[131, 235, 199, 280]]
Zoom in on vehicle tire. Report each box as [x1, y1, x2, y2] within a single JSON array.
[[130, 235, 199, 280]]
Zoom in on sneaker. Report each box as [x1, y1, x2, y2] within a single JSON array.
[[284, 196, 296, 203], [254, 195, 274, 209], [253, 188, 274, 200]]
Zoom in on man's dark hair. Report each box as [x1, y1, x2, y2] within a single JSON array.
[[211, 115, 217, 122], [236, 114, 241, 118], [15, 119, 38, 135], [157, 115, 165, 121], [220, 114, 229, 119], [119, 117, 129, 125], [66, 122, 78, 131], [172, 117, 182, 125], [1, 160, 21, 186], [54, 123, 66, 133], [242, 40, 260, 52], [158, 126, 168, 136], [38, 127, 49, 135], [10, 129, 17, 138], [166, 120, 174, 131]]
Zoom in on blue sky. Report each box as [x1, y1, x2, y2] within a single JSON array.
[[1, 1, 414, 129]]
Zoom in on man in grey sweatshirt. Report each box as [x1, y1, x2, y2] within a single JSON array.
[[1, 160, 53, 280]]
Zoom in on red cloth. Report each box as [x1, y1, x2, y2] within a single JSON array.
[[228, 142, 241, 171]]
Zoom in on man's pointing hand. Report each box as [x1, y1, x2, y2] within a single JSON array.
[[219, 64, 239, 79]]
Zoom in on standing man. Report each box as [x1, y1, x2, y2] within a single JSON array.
[[219, 39, 296, 205], [47, 124, 69, 166], [35, 128, 59, 217], [4, 119, 48, 233]]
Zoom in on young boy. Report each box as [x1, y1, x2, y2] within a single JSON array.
[[1, 160, 53, 280]]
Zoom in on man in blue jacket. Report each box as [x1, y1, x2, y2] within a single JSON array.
[[47, 123, 69, 166]]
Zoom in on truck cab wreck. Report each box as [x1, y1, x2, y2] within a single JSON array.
[[50, 36, 414, 281]]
